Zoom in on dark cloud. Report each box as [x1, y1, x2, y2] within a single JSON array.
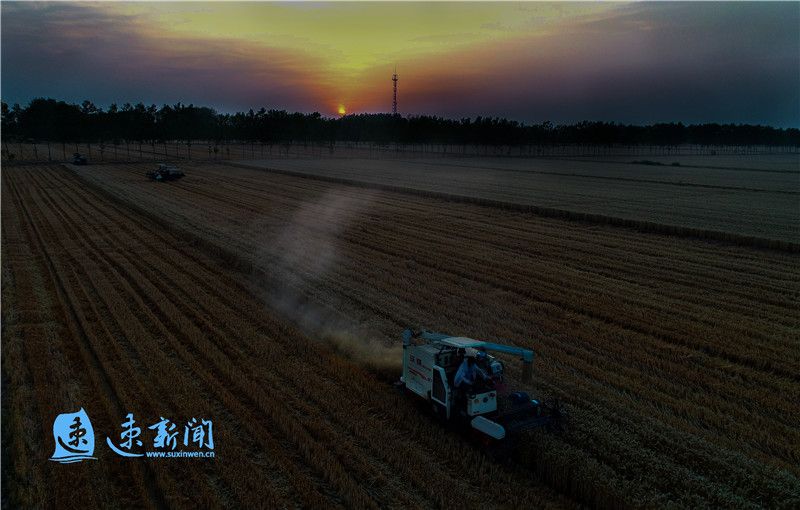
[[1, 2, 327, 112], [399, 2, 799, 126]]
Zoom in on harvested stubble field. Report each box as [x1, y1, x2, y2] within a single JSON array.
[[2, 161, 800, 508], [242, 156, 800, 247]]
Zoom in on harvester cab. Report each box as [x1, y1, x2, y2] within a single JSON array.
[[147, 163, 185, 182], [400, 328, 564, 443], [72, 153, 88, 165]]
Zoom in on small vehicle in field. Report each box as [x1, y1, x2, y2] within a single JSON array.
[[72, 153, 88, 165], [147, 163, 185, 182], [399, 328, 565, 455]]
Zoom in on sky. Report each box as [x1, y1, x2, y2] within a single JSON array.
[[2, 1, 799, 126]]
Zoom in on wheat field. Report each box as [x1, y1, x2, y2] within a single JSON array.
[[2, 161, 799, 508]]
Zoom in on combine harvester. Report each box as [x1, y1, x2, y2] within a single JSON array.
[[147, 163, 185, 182], [399, 329, 565, 451]]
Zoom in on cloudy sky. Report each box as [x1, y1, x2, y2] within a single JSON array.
[[2, 1, 798, 126]]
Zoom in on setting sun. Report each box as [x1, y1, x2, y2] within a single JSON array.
[[337, 105, 346, 115]]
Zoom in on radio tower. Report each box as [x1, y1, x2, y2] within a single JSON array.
[[392, 66, 398, 116]]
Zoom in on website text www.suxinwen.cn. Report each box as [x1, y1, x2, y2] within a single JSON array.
[[144, 451, 216, 458]]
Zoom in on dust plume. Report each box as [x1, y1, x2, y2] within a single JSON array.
[[312, 326, 402, 378], [251, 188, 401, 373]]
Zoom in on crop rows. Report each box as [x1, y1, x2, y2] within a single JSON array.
[[62, 161, 800, 507], [236, 157, 800, 247], [2, 165, 574, 508], [4, 161, 800, 508]]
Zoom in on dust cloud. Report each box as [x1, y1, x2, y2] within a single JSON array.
[[251, 189, 402, 373]]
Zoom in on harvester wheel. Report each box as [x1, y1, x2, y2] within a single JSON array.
[[432, 402, 448, 423]]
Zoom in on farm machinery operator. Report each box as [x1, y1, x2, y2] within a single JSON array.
[[454, 348, 490, 394]]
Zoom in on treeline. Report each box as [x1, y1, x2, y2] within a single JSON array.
[[2, 98, 798, 147]]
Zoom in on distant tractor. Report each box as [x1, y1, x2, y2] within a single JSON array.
[[72, 153, 88, 165], [399, 329, 565, 451], [147, 163, 185, 182]]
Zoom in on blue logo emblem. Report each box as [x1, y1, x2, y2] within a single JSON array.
[[49, 408, 96, 463]]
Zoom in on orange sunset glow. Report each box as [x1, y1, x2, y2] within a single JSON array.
[[2, 2, 798, 125]]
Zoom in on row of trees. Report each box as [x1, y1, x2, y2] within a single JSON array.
[[2, 98, 798, 147]]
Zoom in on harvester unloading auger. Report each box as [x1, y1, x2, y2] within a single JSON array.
[[399, 328, 566, 446]]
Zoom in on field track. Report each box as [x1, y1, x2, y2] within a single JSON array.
[[3, 162, 800, 508]]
